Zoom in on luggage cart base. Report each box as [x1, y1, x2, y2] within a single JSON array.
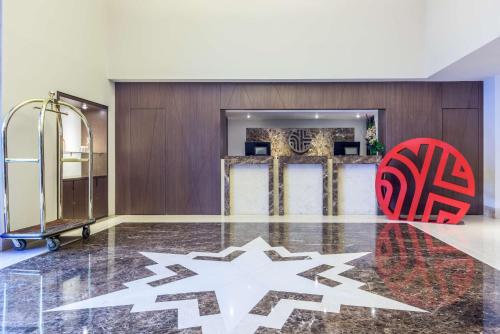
[[1, 218, 96, 251]]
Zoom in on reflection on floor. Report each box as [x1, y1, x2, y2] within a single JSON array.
[[0, 222, 499, 333]]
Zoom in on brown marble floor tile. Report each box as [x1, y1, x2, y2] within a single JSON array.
[[0, 222, 497, 333]]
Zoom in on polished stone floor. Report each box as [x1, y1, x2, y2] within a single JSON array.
[[0, 222, 499, 333]]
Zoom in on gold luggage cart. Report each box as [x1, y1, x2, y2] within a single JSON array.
[[1, 92, 95, 251]]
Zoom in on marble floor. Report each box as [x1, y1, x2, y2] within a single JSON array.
[[0, 219, 499, 333]]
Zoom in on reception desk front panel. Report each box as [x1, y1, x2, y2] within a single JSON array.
[[224, 156, 274, 215], [283, 164, 324, 215], [278, 156, 328, 216], [223, 155, 381, 216]]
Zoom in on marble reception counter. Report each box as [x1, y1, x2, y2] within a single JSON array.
[[278, 156, 328, 215], [222, 155, 381, 216], [332, 155, 382, 215], [224, 156, 274, 215]]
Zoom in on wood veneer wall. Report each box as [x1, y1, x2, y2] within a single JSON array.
[[115, 82, 483, 215]]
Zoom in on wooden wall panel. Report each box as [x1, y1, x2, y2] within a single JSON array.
[[442, 108, 482, 213], [130, 108, 166, 214], [115, 84, 220, 215], [442, 82, 482, 109], [163, 84, 221, 214], [115, 83, 132, 214], [73, 179, 89, 219], [116, 82, 483, 215], [384, 83, 443, 149], [62, 180, 74, 218], [221, 83, 387, 110]]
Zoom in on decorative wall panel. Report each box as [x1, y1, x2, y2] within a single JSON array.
[[116, 82, 483, 215], [246, 128, 354, 158]]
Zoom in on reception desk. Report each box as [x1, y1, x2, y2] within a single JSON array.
[[332, 155, 381, 215], [223, 155, 381, 215], [224, 156, 274, 215]]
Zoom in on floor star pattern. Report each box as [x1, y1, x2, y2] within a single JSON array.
[[48, 237, 425, 333]]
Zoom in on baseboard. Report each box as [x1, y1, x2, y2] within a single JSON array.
[[483, 206, 500, 218]]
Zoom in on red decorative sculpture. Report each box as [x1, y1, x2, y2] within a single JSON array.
[[375, 138, 475, 224]]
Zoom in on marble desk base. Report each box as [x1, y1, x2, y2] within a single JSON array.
[[224, 156, 274, 215], [224, 156, 381, 216]]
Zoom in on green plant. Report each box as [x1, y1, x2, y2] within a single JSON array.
[[369, 139, 385, 155]]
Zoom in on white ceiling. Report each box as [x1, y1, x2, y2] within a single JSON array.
[[104, 0, 500, 81], [429, 36, 500, 81], [226, 110, 377, 121]]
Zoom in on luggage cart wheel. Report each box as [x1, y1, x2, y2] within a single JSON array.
[[12, 239, 27, 251], [47, 237, 61, 252], [82, 225, 91, 240]]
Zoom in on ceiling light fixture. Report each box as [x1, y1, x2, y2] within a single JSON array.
[[82, 103, 88, 110], [246, 113, 251, 119], [356, 113, 361, 119], [315, 114, 319, 119]]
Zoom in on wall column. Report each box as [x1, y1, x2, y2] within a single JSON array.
[[483, 76, 500, 218]]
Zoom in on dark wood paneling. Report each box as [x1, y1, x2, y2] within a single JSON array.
[[63, 177, 108, 219], [116, 84, 221, 215], [442, 108, 482, 213], [115, 83, 132, 214], [220, 111, 228, 158], [442, 82, 482, 109], [220, 83, 387, 110], [73, 179, 88, 219], [116, 82, 483, 215], [163, 84, 221, 214], [130, 108, 166, 214], [384, 83, 443, 149], [62, 180, 74, 218], [93, 176, 108, 219]]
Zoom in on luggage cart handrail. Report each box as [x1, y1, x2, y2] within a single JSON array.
[[2, 93, 94, 236]]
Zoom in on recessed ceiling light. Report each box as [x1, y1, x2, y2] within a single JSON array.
[[315, 114, 319, 119], [356, 113, 361, 119], [82, 103, 88, 110], [246, 113, 251, 119]]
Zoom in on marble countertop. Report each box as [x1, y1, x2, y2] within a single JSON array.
[[224, 156, 274, 164], [224, 155, 382, 164], [331, 155, 382, 164]]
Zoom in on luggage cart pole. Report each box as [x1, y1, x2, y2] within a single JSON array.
[[37, 99, 48, 234]]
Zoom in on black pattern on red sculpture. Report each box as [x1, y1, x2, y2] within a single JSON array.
[[375, 138, 475, 224]]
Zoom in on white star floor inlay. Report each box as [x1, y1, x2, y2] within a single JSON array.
[[48, 237, 425, 333]]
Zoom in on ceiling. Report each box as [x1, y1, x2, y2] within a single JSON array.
[[429, 36, 500, 81], [225, 110, 377, 121]]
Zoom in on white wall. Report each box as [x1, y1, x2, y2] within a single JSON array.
[[107, 0, 425, 80], [107, 0, 500, 80], [1, 0, 110, 236], [61, 107, 82, 178], [424, 0, 500, 76], [483, 76, 500, 217], [228, 118, 368, 156]]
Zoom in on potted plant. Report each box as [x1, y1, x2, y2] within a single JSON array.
[[365, 116, 385, 155]]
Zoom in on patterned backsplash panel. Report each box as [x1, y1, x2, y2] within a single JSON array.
[[246, 128, 354, 157]]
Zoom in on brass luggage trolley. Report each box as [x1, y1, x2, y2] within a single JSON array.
[[1, 92, 95, 251]]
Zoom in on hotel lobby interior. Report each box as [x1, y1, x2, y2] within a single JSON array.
[[1, 1, 500, 333]]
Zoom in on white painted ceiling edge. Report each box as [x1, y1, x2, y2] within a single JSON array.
[[3, 0, 500, 84], [105, 0, 500, 81]]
